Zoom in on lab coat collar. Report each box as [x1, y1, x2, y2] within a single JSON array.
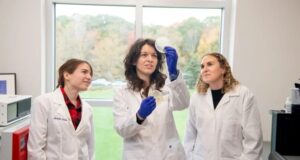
[[53, 88, 66, 105], [206, 85, 241, 110], [52, 88, 86, 133]]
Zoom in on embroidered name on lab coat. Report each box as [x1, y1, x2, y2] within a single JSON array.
[[53, 116, 68, 121]]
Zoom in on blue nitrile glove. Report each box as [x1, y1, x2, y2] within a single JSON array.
[[165, 46, 178, 80], [137, 96, 156, 119]]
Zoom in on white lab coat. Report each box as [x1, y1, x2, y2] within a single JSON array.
[[184, 85, 263, 160], [27, 89, 95, 160], [113, 73, 189, 160]]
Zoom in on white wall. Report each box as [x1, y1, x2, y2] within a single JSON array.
[[0, 0, 299, 141], [0, 0, 44, 98], [232, 0, 300, 141]]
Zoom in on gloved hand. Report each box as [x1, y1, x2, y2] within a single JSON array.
[[164, 46, 178, 80], [137, 96, 156, 119]]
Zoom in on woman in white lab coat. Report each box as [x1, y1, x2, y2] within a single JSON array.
[[27, 59, 95, 160], [184, 53, 263, 160], [113, 38, 189, 160]]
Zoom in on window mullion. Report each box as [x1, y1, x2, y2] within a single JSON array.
[[135, 3, 143, 39]]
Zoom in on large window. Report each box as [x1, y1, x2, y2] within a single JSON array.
[[47, 1, 230, 159], [55, 4, 135, 100], [143, 7, 222, 88], [54, 4, 223, 100]]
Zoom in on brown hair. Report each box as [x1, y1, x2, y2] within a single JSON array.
[[124, 38, 167, 92], [56, 58, 93, 88], [196, 53, 239, 93]]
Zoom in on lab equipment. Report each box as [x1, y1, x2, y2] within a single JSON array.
[[155, 37, 171, 53], [290, 87, 300, 114], [148, 90, 168, 106], [284, 97, 292, 113], [269, 110, 300, 159], [0, 117, 30, 160], [0, 95, 31, 126]]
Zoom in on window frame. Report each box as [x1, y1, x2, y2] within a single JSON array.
[[45, 0, 232, 107]]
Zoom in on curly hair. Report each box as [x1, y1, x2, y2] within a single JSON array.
[[196, 53, 239, 93], [56, 58, 93, 88], [124, 38, 167, 92]]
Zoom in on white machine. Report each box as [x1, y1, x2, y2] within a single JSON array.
[[0, 95, 31, 126]]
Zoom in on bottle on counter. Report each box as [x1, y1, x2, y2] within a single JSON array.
[[285, 97, 292, 113]]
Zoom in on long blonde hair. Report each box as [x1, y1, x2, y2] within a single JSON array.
[[196, 53, 239, 93]]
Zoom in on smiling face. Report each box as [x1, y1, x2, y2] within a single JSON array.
[[64, 63, 92, 92], [200, 55, 225, 89], [135, 44, 158, 80]]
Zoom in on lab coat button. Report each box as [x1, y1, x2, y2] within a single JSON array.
[[169, 145, 172, 148]]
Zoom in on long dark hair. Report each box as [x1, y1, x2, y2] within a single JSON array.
[[124, 38, 167, 92], [56, 58, 93, 88]]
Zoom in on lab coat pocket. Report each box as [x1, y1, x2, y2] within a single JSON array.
[[220, 119, 242, 158], [48, 112, 70, 157], [165, 139, 186, 160]]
